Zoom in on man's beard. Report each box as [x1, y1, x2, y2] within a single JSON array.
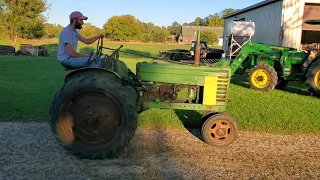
[[75, 22, 82, 29]]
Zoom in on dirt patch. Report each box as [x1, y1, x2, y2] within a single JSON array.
[[84, 127, 320, 179], [1, 122, 320, 180]]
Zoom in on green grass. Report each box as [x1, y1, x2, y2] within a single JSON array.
[[0, 40, 319, 136]]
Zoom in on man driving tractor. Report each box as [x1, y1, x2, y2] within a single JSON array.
[[57, 11, 104, 68]]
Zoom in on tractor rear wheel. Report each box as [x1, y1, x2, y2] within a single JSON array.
[[201, 112, 238, 147], [249, 64, 278, 91], [306, 60, 320, 98], [48, 75, 138, 159]]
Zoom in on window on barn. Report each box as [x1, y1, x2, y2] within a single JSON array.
[[234, 18, 245, 21]]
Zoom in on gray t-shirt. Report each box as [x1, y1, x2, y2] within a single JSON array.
[[57, 24, 83, 61]]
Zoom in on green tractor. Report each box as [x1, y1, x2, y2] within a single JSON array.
[[48, 32, 239, 159], [224, 19, 320, 98]]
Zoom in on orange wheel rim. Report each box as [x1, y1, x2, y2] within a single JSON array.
[[56, 113, 74, 144], [207, 119, 233, 144]]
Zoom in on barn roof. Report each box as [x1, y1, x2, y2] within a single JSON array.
[[181, 26, 224, 37], [222, 0, 281, 19]]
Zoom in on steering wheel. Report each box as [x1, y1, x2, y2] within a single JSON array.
[[96, 37, 103, 58], [85, 37, 104, 67]]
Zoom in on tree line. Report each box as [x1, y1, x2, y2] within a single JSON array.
[[0, 0, 238, 47]]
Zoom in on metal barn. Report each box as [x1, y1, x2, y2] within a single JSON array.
[[222, 0, 320, 56]]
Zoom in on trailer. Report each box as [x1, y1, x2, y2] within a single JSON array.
[[159, 40, 224, 63]]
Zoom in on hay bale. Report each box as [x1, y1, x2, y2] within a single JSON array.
[[0, 45, 15, 55], [16, 45, 49, 57]]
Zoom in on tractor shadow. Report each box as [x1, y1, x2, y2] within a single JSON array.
[[231, 72, 311, 96], [116, 127, 183, 178], [116, 48, 157, 59], [174, 109, 204, 141]]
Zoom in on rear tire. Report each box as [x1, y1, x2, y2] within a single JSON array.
[[306, 60, 320, 98], [48, 75, 138, 159], [249, 64, 278, 91]]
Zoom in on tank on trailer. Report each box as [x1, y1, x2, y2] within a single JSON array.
[[225, 21, 256, 59], [226, 21, 256, 37]]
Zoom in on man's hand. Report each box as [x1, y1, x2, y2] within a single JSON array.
[[98, 34, 104, 39], [80, 34, 104, 45]]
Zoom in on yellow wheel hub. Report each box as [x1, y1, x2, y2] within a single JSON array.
[[315, 70, 320, 90], [251, 69, 270, 88]]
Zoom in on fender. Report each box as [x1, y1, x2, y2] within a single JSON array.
[[305, 53, 320, 76], [65, 67, 122, 84]]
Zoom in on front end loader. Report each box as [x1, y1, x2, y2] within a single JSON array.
[[222, 19, 320, 97]]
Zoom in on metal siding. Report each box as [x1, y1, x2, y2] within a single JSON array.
[[222, 1, 283, 53], [281, 0, 320, 49]]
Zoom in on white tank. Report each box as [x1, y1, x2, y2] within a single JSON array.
[[226, 21, 256, 36]]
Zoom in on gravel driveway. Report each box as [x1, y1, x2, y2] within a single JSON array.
[[1, 122, 320, 180]]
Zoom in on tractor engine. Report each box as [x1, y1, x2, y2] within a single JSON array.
[[141, 83, 197, 103]]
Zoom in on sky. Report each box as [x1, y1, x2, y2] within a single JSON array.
[[45, 0, 262, 28]]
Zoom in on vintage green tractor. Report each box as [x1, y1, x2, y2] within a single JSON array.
[[48, 32, 239, 159]]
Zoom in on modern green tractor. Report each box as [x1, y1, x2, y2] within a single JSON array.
[[48, 32, 238, 159], [223, 19, 320, 97]]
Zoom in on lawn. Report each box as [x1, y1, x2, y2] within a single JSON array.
[[0, 39, 319, 136]]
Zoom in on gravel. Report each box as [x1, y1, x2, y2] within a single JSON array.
[[1, 122, 320, 180]]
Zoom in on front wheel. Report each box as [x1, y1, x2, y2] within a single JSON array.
[[48, 75, 138, 159], [201, 112, 238, 147], [248, 64, 278, 91], [306, 60, 320, 98]]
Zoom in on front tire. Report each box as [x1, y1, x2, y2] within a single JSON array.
[[306, 60, 320, 98], [201, 112, 238, 147], [48, 75, 138, 159], [249, 64, 278, 91]]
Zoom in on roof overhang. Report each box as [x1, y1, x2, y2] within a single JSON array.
[[222, 0, 282, 19], [305, 19, 320, 25]]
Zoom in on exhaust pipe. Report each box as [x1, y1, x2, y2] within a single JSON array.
[[194, 30, 200, 66]]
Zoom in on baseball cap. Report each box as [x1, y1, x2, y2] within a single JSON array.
[[69, 11, 88, 20]]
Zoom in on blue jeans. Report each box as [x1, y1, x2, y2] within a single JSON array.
[[61, 55, 103, 68]]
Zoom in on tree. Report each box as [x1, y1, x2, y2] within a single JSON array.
[[103, 15, 142, 41], [20, 17, 46, 39], [167, 21, 181, 36], [205, 13, 224, 27], [140, 22, 155, 42], [44, 23, 63, 38], [200, 31, 218, 45], [167, 8, 240, 29], [0, 0, 50, 47], [220, 8, 239, 17], [152, 26, 170, 42], [79, 23, 102, 38], [194, 17, 201, 26]]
